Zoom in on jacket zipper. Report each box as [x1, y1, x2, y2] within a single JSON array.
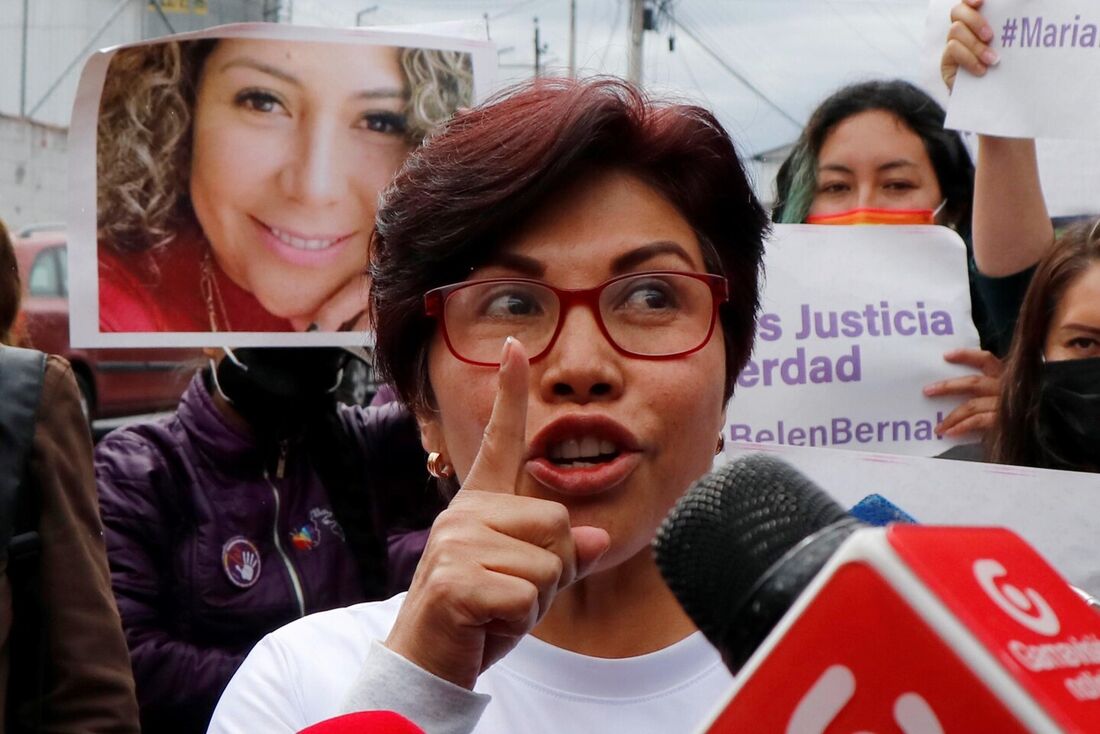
[[266, 440, 305, 617]]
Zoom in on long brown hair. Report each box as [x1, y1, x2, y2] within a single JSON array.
[[990, 219, 1100, 469]]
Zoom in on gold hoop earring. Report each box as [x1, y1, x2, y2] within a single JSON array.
[[427, 452, 454, 479], [715, 434, 725, 455]]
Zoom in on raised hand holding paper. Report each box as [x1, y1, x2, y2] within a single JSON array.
[[946, 0, 1100, 139]]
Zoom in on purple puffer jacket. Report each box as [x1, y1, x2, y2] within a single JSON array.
[[94, 372, 440, 734]]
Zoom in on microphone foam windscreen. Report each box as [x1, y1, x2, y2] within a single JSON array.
[[653, 453, 849, 653]]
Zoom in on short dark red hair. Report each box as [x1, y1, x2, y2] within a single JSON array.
[[370, 77, 769, 411]]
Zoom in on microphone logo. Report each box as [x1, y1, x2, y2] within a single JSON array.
[[973, 559, 1060, 637]]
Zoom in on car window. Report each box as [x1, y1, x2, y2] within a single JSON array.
[[57, 244, 68, 296], [28, 248, 60, 297]]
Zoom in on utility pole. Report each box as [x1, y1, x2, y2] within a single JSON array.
[[627, 0, 645, 86], [355, 4, 378, 25], [533, 16, 548, 77], [568, 0, 576, 77], [20, 0, 28, 117]]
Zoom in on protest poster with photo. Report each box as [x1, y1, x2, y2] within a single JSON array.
[[944, 0, 1100, 140], [67, 23, 496, 348], [725, 443, 1100, 597], [725, 224, 980, 456]]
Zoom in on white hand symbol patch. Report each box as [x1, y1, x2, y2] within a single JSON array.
[[236, 551, 259, 583], [222, 537, 263, 588]]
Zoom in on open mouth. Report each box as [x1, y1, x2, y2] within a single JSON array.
[[527, 415, 642, 495], [547, 436, 622, 468]]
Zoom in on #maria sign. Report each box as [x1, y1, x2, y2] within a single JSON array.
[[725, 224, 981, 456], [946, 0, 1100, 140]]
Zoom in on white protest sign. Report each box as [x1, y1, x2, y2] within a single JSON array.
[[725, 443, 1100, 598], [725, 224, 980, 457], [923, 0, 1100, 217], [945, 0, 1100, 140]]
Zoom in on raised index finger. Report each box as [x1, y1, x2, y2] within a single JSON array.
[[462, 337, 530, 495]]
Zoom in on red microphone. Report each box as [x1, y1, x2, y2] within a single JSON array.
[[298, 711, 425, 733], [656, 455, 1100, 733]]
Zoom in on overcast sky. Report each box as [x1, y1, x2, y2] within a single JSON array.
[[288, 0, 941, 159]]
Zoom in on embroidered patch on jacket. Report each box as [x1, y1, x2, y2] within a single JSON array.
[[310, 507, 345, 542], [289, 520, 321, 551], [222, 537, 262, 588]]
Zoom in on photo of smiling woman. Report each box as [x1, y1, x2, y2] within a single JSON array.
[[96, 37, 473, 333]]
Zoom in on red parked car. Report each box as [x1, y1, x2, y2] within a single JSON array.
[[14, 229, 200, 419]]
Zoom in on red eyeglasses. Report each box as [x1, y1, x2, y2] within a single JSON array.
[[423, 270, 729, 366]]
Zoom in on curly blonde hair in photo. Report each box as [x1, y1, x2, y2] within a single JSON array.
[[400, 47, 474, 142], [96, 39, 474, 255]]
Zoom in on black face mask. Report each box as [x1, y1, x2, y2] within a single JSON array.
[[213, 347, 347, 442], [1036, 356, 1100, 470]]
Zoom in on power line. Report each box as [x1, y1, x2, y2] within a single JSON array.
[[491, 0, 546, 20], [598, 0, 623, 71], [822, 0, 904, 69], [670, 13, 803, 131], [675, 34, 712, 109]]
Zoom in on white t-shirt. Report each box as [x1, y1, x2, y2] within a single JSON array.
[[209, 593, 735, 734]]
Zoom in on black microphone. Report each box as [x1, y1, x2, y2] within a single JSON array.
[[653, 453, 861, 672], [656, 455, 1100, 732]]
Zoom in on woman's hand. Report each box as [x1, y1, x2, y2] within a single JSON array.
[[943, 0, 1054, 276], [290, 273, 371, 332], [384, 339, 611, 690], [924, 347, 1003, 438], [942, 0, 999, 92]]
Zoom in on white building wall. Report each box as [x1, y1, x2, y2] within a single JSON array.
[[0, 0, 144, 128], [0, 0, 266, 229], [0, 115, 68, 230]]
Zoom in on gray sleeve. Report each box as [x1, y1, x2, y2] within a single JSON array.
[[340, 641, 490, 734]]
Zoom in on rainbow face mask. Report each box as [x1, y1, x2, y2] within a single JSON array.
[[805, 207, 936, 226]]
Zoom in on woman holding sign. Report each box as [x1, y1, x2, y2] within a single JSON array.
[[96, 36, 472, 334], [771, 79, 1012, 440], [945, 0, 1099, 473], [208, 77, 768, 732], [928, 0, 1070, 446]]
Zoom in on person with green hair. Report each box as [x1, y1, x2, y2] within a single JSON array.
[[772, 78, 1030, 441]]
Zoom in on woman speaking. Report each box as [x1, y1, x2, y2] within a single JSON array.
[[209, 76, 768, 732]]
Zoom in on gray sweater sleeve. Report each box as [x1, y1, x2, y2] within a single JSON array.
[[340, 641, 490, 734]]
